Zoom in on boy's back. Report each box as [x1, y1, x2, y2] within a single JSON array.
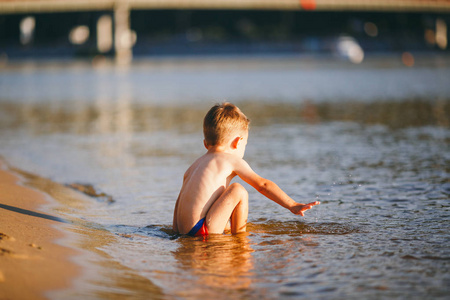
[[174, 151, 237, 235]]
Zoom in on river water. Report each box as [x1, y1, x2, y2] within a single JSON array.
[[0, 55, 449, 299]]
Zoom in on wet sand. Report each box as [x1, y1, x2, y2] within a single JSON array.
[[0, 161, 79, 299]]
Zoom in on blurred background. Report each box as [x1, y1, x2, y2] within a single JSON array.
[[0, 0, 449, 65]]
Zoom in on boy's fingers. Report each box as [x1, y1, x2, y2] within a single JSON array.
[[303, 201, 320, 208], [298, 201, 320, 215], [294, 201, 320, 216], [302, 202, 319, 210], [302, 205, 313, 210]]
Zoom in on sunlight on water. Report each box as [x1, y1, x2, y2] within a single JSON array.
[[0, 57, 449, 299], [248, 220, 362, 235]]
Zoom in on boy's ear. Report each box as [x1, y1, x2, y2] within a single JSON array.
[[231, 136, 241, 149], [203, 139, 209, 149]]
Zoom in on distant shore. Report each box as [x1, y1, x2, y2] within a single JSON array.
[[0, 161, 79, 299], [1, 51, 450, 72]]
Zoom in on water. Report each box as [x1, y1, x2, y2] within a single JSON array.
[[0, 55, 449, 299]]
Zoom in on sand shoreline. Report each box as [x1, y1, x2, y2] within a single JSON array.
[[0, 161, 79, 300], [0, 160, 167, 299]]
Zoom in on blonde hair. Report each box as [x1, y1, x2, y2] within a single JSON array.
[[203, 102, 250, 146]]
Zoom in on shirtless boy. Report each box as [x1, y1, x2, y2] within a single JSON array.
[[173, 102, 320, 236]]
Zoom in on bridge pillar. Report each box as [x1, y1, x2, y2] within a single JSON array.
[[114, 1, 132, 65]]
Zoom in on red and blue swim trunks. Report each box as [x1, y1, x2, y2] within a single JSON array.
[[187, 218, 209, 237]]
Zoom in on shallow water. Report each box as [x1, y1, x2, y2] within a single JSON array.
[[0, 56, 449, 299]]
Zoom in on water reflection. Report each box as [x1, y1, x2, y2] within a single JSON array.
[[173, 234, 254, 296]]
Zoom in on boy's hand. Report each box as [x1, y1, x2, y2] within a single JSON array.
[[289, 201, 320, 216]]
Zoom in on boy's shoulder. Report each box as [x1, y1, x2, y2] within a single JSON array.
[[208, 151, 244, 164], [189, 152, 245, 172]]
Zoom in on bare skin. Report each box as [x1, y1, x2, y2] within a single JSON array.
[[173, 130, 320, 235]]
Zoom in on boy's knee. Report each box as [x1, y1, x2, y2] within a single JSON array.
[[229, 183, 248, 200]]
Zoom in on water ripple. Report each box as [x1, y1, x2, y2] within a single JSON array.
[[248, 220, 362, 236]]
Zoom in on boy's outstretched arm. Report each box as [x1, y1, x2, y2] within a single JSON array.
[[252, 178, 320, 215], [234, 158, 320, 215]]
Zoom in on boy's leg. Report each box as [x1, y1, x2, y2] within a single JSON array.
[[230, 185, 248, 233], [205, 183, 248, 234]]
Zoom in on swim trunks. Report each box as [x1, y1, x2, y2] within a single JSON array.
[[187, 218, 209, 237]]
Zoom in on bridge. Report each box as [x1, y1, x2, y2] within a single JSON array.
[[1, 0, 449, 64], [1, 0, 450, 13]]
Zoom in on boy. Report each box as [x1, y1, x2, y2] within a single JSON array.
[[173, 103, 320, 236]]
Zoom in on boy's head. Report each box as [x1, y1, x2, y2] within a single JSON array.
[[203, 102, 250, 147]]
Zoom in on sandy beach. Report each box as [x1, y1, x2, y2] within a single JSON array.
[[0, 161, 79, 300]]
